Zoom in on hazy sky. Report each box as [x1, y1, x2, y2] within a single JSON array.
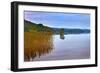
[[24, 11, 90, 29]]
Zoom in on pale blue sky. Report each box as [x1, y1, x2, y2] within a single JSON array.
[[24, 11, 90, 29]]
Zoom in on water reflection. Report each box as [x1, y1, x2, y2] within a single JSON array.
[[24, 32, 53, 61]]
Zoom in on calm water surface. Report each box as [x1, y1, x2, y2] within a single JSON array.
[[32, 34, 90, 61]]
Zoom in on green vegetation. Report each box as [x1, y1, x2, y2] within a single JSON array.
[[24, 20, 53, 32], [24, 19, 90, 61], [24, 20, 90, 34]]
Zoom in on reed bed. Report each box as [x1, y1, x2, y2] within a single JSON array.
[[24, 31, 53, 61]]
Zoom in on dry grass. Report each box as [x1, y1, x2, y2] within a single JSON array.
[[24, 31, 53, 61]]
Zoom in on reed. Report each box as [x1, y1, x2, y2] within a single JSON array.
[[24, 31, 53, 61]]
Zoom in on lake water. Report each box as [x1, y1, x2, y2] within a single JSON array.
[[31, 34, 90, 61]]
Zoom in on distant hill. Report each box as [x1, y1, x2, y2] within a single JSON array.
[[24, 20, 53, 32], [52, 28, 90, 34], [24, 20, 90, 34]]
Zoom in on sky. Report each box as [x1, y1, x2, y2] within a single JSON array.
[[24, 11, 90, 29]]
